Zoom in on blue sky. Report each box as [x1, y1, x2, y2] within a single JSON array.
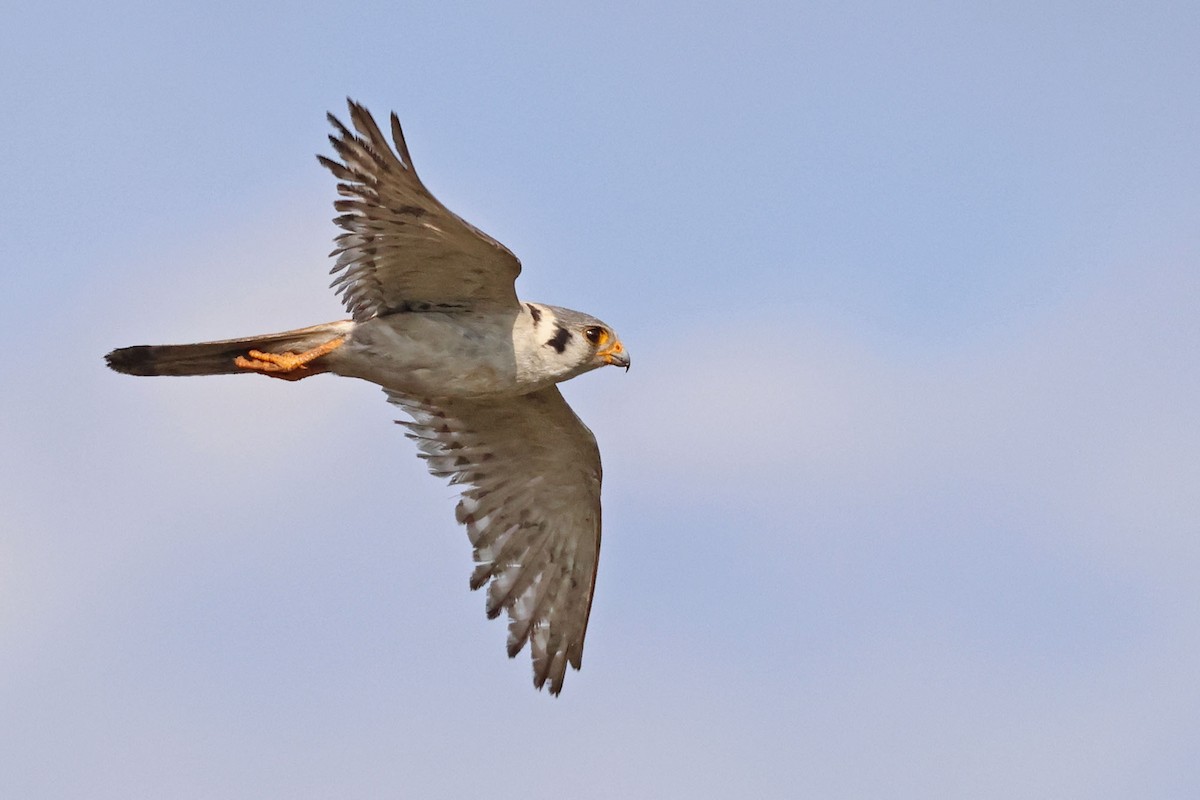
[[3, 2, 1199, 797]]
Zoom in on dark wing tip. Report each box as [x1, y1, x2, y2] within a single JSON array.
[[325, 110, 350, 138], [538, 672, 565, 697], [390, 111, 417, 176], [347, 100, 387, 146]]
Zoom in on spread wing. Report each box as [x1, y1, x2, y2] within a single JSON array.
[[319, 100, 522, 320], [390, 387, 602, 695]]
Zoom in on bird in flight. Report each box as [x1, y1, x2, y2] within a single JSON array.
[[106, 100, 629, 695]]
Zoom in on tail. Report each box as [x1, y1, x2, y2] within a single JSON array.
[[105, 320, 354, 377]]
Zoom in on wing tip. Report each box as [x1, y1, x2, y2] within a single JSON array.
[[389, 111, 416, 174]]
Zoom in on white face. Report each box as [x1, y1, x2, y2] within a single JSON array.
[[524, 303, 630, 383]]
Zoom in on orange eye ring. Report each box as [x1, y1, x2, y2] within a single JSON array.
[[584, 326, 608, 347]]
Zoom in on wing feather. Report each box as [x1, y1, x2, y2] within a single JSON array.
[[390, 387, 602, 695], [320, 100, 522, 320]]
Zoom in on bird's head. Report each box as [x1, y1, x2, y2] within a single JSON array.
[[532, 304, 631, 377]]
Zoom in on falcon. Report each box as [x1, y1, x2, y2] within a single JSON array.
[[105, 100, 629, 695]]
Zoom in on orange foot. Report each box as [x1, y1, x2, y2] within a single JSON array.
[[234, 337, 346, 381]]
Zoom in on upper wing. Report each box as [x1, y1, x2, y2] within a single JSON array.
[[390, 387, 603, 695], [320, 100, 522, 320]]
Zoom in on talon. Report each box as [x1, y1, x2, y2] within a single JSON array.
[[234, 337, 346, 381]]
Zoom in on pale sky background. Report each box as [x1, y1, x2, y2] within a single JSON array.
[[3, 2, 1200, 797]]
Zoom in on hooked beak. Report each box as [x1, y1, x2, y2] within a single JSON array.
[[600, 340, 630, 372]]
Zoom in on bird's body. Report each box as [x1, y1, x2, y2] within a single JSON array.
[[105, 101, 628, 695], [337, 303, 607, 399]]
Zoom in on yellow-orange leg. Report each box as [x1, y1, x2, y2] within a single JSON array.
[[234, 337, 346, 381]]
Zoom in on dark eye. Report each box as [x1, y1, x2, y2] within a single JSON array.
[[584, 326, 606, 346]]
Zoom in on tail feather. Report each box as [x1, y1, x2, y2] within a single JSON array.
[[105, 320, 353, 377]]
